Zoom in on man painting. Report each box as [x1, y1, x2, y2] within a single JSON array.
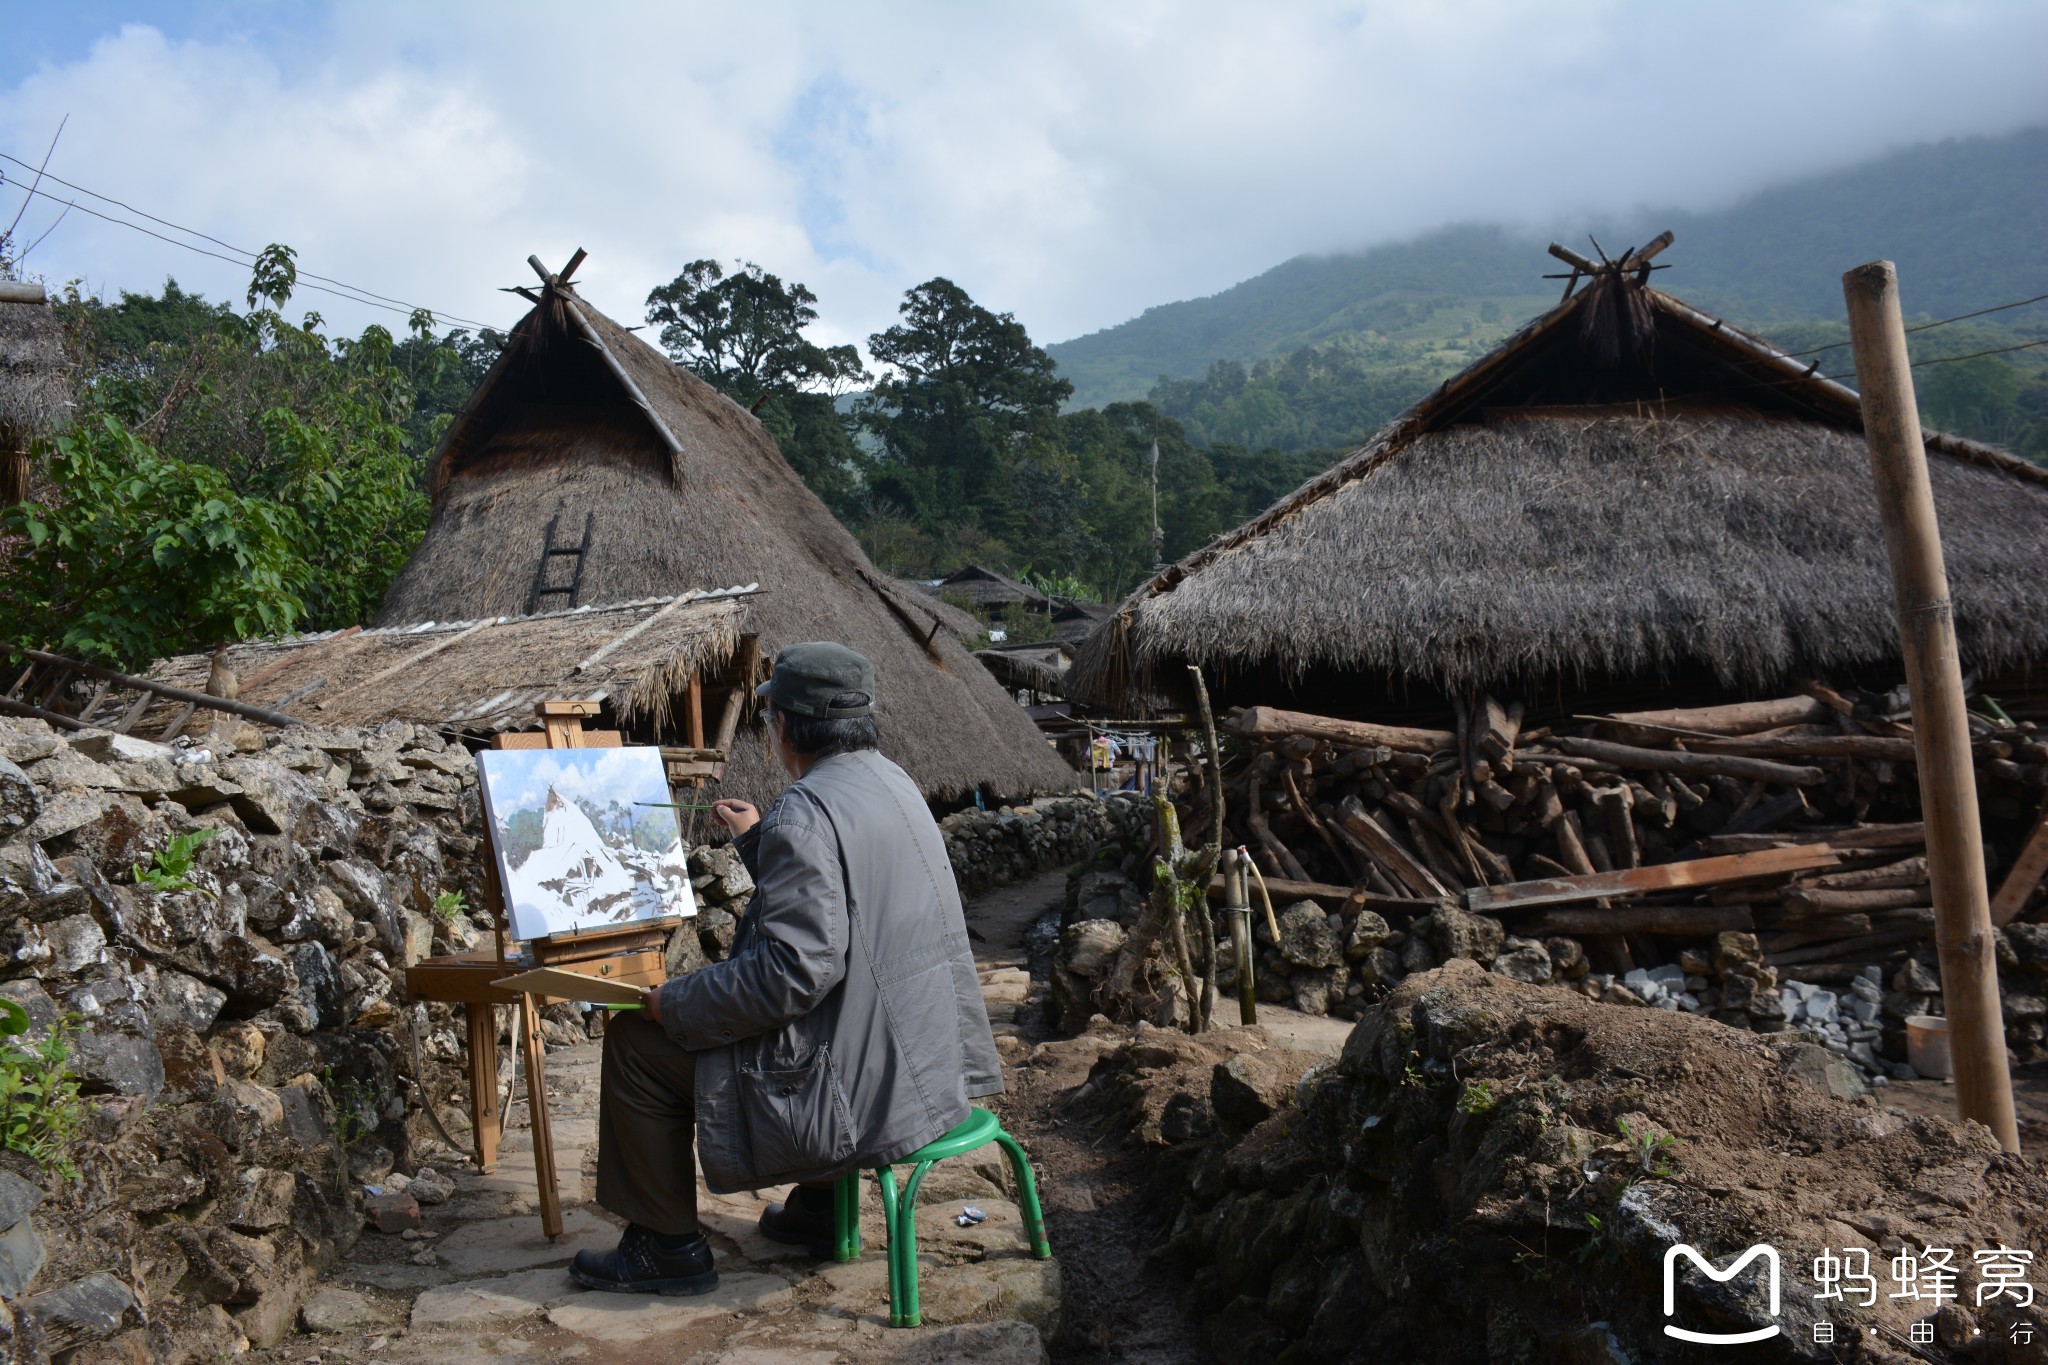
[[572, 642, 1004, 1292]]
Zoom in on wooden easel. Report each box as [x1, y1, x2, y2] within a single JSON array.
[[406, 701, 672, 1239]]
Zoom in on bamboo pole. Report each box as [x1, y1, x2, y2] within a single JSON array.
[[1843, 259, 2019, 1153], [1222, 847, 1256, 1025]]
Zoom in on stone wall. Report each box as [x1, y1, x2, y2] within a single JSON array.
[[939, 791, 1152, 898], [0, 718, 1125, 1361], [1052, 871, 2048, 1085], [0, 716, 509, 1361]]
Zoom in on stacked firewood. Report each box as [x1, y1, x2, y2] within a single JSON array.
[[1206, 690, 2046, 973], [1112, 687, 2048, 1075]]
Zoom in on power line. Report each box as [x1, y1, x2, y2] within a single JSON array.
[[0, 163, 502, 332], [0, 149, 470, 321], [1781, 290, 2048, 359]]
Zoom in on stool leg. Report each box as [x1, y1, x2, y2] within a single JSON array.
[[875, 1166, 906, 1327], [891, 1159, 938, 1328], [834, 1171, 862, 1263], [994, 1130, 1052, 1259]]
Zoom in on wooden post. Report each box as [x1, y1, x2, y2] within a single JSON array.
[[1843, 259, 2019, 1154], [1223, 848, 1256, 1025]]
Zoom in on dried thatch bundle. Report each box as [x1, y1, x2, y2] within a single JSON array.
[[148, 592, 751, 734], [1071, 271, 2048, 713], [0, 284, 69, 503], [374, 262, 1075, 803]]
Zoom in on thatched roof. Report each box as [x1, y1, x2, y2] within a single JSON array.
[[0, 282, 68, 438], [1070, 249, 2048, 712], [896, 579, 984, 638], [374, 257, 1075, 802], [934, 564, 1047, 611], [150, 590, 752, 734], [975, 648, 1067, 697]]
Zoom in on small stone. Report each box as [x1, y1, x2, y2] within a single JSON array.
[[364, 1192, 421, 1234], [410, 1167, 455, 1205], [300, 1287, 387, 1335]]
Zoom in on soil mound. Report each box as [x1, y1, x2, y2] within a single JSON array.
[[1080, 961, 2048, 1363]]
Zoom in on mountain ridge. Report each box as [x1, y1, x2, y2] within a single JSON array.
[[1048, 126, 2048, 410]]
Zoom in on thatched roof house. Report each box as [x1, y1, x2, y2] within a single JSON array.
[[0, 281, 69, 504], [1070, 240, 2048, 718], [374, 255, 1074, 801], [930, 564, 1047, 613], [150, 590, 752, 736]]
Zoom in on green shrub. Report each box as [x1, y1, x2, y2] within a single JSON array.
[[0, 999, 87, 1180]]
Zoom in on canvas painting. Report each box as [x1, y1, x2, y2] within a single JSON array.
[[477, 746, 696, 942]]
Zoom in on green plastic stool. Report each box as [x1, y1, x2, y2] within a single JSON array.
[[832, 1107, 1051, 1327]]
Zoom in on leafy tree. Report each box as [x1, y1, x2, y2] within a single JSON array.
[[4, 249, 456, 665], [646, 259, 863, 399], [1, 418, 304, 666], [645, 260, 869, 515], [858, 277, 1072, 544]]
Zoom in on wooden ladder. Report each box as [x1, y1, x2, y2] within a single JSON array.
[[528, 512, 594, 615]]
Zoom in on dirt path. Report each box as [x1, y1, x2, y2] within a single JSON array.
[[254, 866, 1343, 1364]]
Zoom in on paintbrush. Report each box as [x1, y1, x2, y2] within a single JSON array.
[[634, 802, 724, 810]]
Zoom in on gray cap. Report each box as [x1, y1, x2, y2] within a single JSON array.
[[755, 642, 877, 718]]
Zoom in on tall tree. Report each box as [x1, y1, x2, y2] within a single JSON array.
[[645, 259, 868, 514], [858, 277, 1072, 546]]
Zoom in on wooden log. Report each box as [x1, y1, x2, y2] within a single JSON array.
[[1697, 823, 1923, 855], [1592, 784, 1640, 868], [1757, 915, 1875, 944], [1464, 844, 1840, 914], [1519, 904, 1755, 937], [1477, 696, 1523, 772], [1688, 733, 1918, 762], [1232, 707, 1453, 755], [1809, 855, 1928, 891], [1337, 798, 1450, 899], [1284, 767, 1359, 882], [1549, 735, 1825, 787], [1404, 815, 1470, 892], [1990, 808, 2048, 927], [1599, 695, 1830, 736], [1764, 922, 1932, 968], [1204, 874, 1436, 913], [1846, 257, 2016, 1152], [1783, 886, 1930, 915]]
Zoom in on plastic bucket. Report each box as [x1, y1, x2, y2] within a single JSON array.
[[1905, 1015, 1952, 1080]]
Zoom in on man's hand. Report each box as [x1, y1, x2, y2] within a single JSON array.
[[712, 799, 759, 836], [641, 986, 663, 1025]]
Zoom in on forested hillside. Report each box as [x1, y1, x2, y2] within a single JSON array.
[[1054, 127, 2048, 464]]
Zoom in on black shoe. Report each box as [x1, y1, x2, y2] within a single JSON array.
[[758, 1194, 837, 1260], [571, 1225, 718, 1295]]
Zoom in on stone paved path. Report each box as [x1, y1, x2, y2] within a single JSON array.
[[261, 877, 1069, 1365]]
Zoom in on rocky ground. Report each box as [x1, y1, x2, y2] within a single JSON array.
[[1046, 960, 2048, 1364], [233, 876, 1074, 1365]]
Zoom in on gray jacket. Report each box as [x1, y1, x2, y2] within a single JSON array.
[[656, 750, 1003, 1194]]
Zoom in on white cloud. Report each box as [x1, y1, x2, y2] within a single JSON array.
[[3, 2, 2043, 355]]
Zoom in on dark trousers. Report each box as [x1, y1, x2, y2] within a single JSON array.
[[596, 1010, 704, 1235], [594, 1010, 834, 1237]]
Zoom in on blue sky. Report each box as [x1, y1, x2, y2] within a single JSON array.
[[3, 2, 2044, 355]]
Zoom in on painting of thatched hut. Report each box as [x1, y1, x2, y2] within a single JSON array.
[[0, 281, 69, 504], [1069, 242, 2048, 723], [373, 256, 1075, 803]]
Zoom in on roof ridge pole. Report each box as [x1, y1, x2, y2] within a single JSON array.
[[1843, 258, 2019, 1155]]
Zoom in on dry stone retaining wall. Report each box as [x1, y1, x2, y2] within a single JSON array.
[[0, 717, 1112, 1362]]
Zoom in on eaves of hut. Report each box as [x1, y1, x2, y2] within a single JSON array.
[[1069, 238, 2048, 721], [372, 254, 1077, 803]]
